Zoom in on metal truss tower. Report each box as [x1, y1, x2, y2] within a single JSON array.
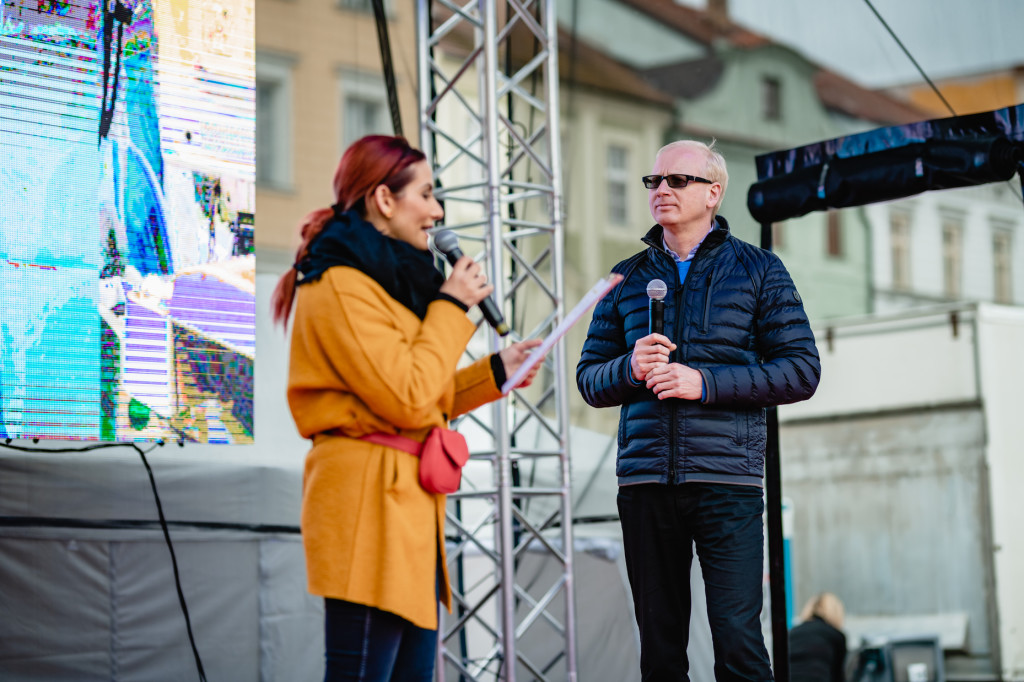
[[416, 1, 576, 680]]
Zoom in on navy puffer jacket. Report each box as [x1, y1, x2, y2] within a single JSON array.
[[576, 217, 821, 486]]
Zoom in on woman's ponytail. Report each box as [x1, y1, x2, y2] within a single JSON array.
[[270, 206, 334, 327]]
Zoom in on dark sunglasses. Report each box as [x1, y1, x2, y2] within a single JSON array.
[[642, 174, 713, 189]]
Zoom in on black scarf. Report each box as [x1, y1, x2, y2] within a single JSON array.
[[295, 208, 443, 319]]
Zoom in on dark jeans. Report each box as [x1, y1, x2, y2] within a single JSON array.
[[617, 482, 774, 682], [323, 598, 437, 681]]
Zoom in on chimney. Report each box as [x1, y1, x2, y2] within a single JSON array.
[[707, 0, 728, 23]]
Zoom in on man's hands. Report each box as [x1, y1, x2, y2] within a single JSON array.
[[631, 333, 675, 382], [645, 363, 703, 401], [631, 333, 703, 401]]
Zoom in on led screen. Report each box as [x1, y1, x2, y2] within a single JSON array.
[[1, 0, 255, 442]]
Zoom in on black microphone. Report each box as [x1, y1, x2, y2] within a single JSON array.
[[432, 229, 511, 336], [647, 279, 667, 336]]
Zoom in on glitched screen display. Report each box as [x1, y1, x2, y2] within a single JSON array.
[[1, 0, 255, 443]]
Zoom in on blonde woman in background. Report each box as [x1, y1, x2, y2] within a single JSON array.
[[789, 592, 847, 682]]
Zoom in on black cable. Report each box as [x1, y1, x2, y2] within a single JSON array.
[[568, 0, 579, 111], [0, 515, 300, 534], [132, 442, 208, 682], [1019, 162, 1024, 212], [861, 0, 956, 117], [98, 0, 133, 143], [371, 0, 403, 138], [502, 1, 525, 550], [1, 439, 131, 454]]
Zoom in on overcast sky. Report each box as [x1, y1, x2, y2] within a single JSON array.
[[676, 0, 1024, 88]]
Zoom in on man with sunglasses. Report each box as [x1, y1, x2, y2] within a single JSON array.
[[577, 140, 820, 681]]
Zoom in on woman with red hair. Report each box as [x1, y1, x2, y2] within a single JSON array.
[[273, 135, 540, 680]]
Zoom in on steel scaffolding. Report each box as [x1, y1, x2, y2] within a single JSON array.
[[416, 1, 576, 680]]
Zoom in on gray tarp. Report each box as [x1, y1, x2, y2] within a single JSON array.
[[0, 444, 657, 681]]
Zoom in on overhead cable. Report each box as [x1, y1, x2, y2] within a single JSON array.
[[861, 0, 956, 117]]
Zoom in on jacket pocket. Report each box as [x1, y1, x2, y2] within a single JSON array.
[[700, 270, 714, 333]]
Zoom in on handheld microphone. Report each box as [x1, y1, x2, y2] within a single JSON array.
[[432, 229, 511, 336], [647, 279, 667, 336]]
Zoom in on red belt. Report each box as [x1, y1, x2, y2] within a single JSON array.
[[357, 432, 424, 457]]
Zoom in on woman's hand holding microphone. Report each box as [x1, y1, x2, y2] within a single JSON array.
[[439, 256, 493, 309]]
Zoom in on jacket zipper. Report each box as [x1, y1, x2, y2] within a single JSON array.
[[643, 228, 724, 485], [672, 245, 715, 484], [669, 253, 689, 486]]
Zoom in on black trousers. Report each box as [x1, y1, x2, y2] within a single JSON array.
[[617, 482, 774, 682], [323, 599, 436, 681]]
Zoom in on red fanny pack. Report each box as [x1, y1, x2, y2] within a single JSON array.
[[359, 428, 470, 494]]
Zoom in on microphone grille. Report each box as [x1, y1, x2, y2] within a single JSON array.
[[647, 278, 668, 301], [431, 229, 459, 255]]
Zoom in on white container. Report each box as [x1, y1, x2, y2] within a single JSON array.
[[779, 303, 1024, 681]]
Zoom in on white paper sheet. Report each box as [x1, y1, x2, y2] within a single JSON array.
[[501, 273, 623, 394]]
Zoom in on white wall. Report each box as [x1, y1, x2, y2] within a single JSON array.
[[975, 304, 1024, 679]]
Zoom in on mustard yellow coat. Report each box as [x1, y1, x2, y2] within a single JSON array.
[[287, 266, 501, 630]]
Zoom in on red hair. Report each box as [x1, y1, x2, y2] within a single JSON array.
[[271, 135, 427, 327]]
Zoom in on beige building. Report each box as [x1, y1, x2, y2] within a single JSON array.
[[255, 0, 420, 268]]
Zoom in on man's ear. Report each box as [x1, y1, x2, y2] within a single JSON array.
[[706, 182, 722, 211], [371, 184, 395, 219]]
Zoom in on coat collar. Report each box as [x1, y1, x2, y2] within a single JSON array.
[[642, 215, 730, 259]]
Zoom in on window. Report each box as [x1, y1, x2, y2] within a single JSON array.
[[761, 76, 781, 121], [339, 71, 391, 152], [993, 229, 1013, 303], [346, 97, 386, 144], [826, 211, 843, 257], [255, 53, 295, 190], [607, 143, 630, 225], [941, 217, 962, 299], [890, 211, 911, 291]]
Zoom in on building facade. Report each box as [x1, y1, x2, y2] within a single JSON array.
[[254, 0, 1024, 434], [255, 0, 418, 271]]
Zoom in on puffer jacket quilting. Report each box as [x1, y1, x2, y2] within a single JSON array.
[[576, 217, 821, 486]]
